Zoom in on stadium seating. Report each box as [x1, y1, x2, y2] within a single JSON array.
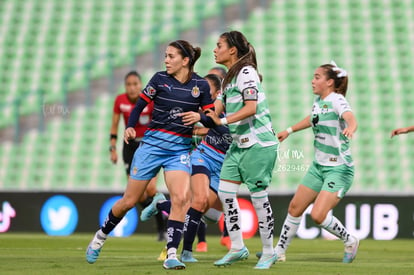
[[1, 0, 414, 194], [0, 0, 232, 128]]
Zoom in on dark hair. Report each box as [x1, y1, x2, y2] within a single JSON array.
[[204, 73, 222, 92], [124, 71, 141, 82], [220, 31, 259, 89], [208, 66, 227, 79], [320, 64, 348, 96], [169, 40, 201, 82]]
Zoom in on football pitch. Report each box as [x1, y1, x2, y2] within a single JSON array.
[[1, 233, 413, 275]]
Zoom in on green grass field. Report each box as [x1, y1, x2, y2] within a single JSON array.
[[0, 233, 413, 275]]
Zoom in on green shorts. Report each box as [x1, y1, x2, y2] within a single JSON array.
[[220, 143, 278, 193], [301, 161, 354, 198]]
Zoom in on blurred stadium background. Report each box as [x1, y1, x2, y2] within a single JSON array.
[[1, 0, 414, 195]]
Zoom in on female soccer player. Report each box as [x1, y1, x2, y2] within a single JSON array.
[[150, 73, 232, 262], [109, 71, 165, 241], [197, 30, 279, 269], [273, 61, 359, 263], [86, 40, 214, 270]]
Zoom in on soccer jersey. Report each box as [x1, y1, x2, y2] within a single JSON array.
[[196, 122, 232, 163], [222, 66, 277, 148], [139, 71, 214, 152], [113, 93, 153, 137], [310, 92, 353, 167]]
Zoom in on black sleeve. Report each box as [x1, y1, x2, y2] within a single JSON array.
[[126, 97, 148, 128], [199, 112, 217, 128]]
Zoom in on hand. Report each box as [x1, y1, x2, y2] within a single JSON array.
[[179, 111, 201, 126], [124, 127, 136, 144], [277, 131, 289, 142], [390, 127, 408, 138], [205, 109, 221, 125], [110, 150, 118, 164], [342, 128, 354, 139]]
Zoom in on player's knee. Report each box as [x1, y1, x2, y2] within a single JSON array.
[[310, 211, 325, 225], [191, 197, 209, 213], [287, 201, 302, 217], [171, 193, 189, 209]]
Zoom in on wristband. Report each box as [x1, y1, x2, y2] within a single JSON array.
[[220, 117, 228, 125], [110, 134, 117, 140], [286, 127, 293, 134], [109, 145, 116, 152]]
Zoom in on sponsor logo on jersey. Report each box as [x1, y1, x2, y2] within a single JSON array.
[[329, 157, 337, 162], [243, 80, 255, 85], [132, 166, 138, 175], [191, 86, 200, 98], [169, 107, 183, 120], [120, 104, 132, 113]]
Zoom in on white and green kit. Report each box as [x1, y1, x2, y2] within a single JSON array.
[[219, 65, 277, 192], [304, 92, 354, 197]]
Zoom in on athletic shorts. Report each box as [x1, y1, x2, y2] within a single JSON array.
[[190, 148, 224, 193], [301, 161, 354, 198], [122, 139, 140, 175], [129, 143, 191, 180], [220, 143, 278, 193]]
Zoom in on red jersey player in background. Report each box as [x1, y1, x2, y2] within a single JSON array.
[[110, 71, 166, 241]]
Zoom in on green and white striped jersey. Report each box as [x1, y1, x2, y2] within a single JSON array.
[[310, 92, 353, 167], [222, 66, 277, 148]]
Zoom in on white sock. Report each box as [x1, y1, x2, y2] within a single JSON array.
[[167, 247, 177, 260], [320, 214, 351, 244], [275, 214, 302, 255], [251, 190, 274, 255], [218, 180, 243, 250]]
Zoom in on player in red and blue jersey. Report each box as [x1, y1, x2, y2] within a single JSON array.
[[110, 71, 166, 242], [86, 40, 214, 270], [140, 73, 232, 262]]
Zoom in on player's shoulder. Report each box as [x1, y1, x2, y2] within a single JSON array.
[[115, 93, 127, 101], [193, 72, 208, 82], [329, 92, 348, 104], [191, 73, 210, 87], [236, 65, 259, 82], [238, 65, 257, 76], [150, 71, 170, 81]]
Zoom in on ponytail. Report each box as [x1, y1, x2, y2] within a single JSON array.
[[320, 63, 348, 96]]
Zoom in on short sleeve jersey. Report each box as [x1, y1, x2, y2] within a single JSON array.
[[222, 65, 277, 148], [139, 71, 214, 152], [310, 92, 353, 166], [113, 93, 154, 138]]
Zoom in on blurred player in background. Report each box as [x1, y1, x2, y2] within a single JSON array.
[[86, 40, 214, 270], [208, 66, 227, 79], [272, 61, 359, 264], [205, 30, 279, 269], [390, 125, 414, 137], [110, 71, 166, 241]]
